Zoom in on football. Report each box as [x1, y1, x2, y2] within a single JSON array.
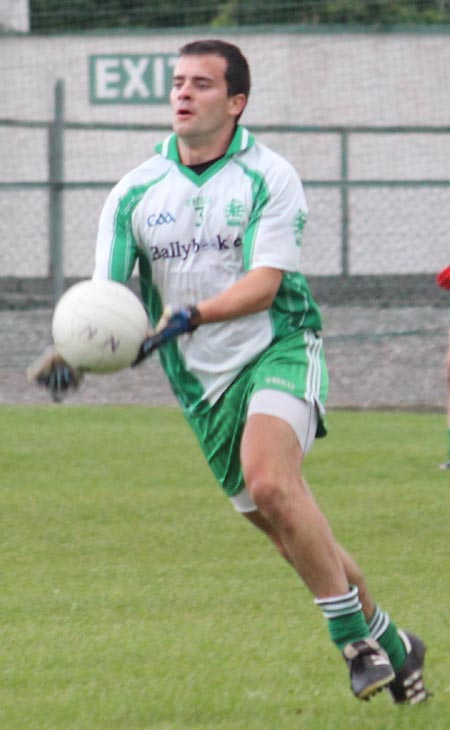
[[52, 279, 148, 373]]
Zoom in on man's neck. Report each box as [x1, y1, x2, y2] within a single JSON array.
[[177, 127, 236, 166], [187, 155, 225, 175]]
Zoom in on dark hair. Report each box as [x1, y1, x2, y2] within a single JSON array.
[[178, 39, 251, 100]]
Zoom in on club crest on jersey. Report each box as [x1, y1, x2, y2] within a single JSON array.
[[225, 198, 245, 227]]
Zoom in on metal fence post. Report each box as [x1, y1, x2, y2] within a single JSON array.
[[48, 79, 65, 305], [340, 129, 349, 277]]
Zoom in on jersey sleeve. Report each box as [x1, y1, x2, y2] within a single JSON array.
[[243, 157, 308, 273], [93, 178, 140, 284]]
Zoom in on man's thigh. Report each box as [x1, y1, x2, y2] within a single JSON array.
[[232, 391, 318, 513]]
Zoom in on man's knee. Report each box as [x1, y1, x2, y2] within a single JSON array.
[[247, 473, 284, 515], [245, 469, 303, 523]]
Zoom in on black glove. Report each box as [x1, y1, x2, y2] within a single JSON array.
[[27, 347, 84, 402], [132, 305, 201, 366]]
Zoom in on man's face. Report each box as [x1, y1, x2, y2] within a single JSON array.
[[170, 54, 244, 145]]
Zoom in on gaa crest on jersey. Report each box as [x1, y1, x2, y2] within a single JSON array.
[[292, 210, 308, 247], [225, 198, 245, 227], [147, 211, 176, 227]]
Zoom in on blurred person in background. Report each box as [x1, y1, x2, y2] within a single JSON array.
[[436, 266, 450, 470]]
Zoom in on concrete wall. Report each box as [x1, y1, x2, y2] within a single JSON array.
[[1, 30, 449, 279], [0, 0, 29, 32]]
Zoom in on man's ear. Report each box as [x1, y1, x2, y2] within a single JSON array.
[[229, 93, 247, 120]]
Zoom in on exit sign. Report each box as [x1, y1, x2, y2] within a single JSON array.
[[89, 54, 178, 104]]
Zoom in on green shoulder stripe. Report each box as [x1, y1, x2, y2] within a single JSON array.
[[233, 160, 270, 270], [109, 173, 169, 281]]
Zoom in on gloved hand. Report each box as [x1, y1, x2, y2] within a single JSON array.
[[132, 305, 201, 366], [27, 346, 84, 402]]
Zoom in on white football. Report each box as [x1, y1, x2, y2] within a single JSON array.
[[52, 279, 148, 373]]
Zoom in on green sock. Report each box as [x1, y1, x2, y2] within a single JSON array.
[[315, 586, 370, 651], [368, 606, 406, 672], [328, 611, 371, 651]]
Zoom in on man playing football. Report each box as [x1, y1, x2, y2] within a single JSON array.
[[30, 39, 430, 705]]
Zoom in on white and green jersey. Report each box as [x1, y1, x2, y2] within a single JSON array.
[[94, 125, 323, 414]]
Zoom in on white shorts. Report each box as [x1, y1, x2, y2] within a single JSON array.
[[230, 389, 318, 513]]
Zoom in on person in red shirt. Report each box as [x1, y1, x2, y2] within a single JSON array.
[[436, 266, 450, 470]]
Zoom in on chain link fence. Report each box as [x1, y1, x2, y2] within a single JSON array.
[[0, 27, 448, 408]]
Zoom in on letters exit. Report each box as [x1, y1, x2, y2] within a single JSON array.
[[89, 54, 178, 104]]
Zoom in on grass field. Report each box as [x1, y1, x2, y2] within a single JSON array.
[[1, 405, 449, 729]]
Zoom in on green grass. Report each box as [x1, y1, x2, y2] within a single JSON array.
[[0, 405, 449, 729]]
